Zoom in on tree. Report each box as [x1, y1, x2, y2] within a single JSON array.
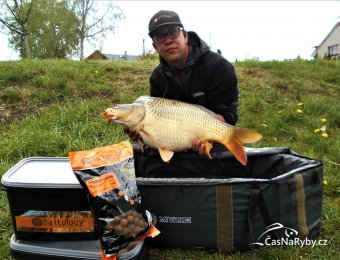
[[2, 0, 80, 59], [25, 0, 80, 58], [1, 0, 123, 59], [0, 0, 34, 58], [72, 0, 124, 60]]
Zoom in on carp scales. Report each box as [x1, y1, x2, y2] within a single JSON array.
[[104, 96, 262, 165]]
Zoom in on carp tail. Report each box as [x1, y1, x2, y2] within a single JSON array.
[[221, 138, 247, 166], [233, 127, 262, 144], [220, 127, 262, 166]]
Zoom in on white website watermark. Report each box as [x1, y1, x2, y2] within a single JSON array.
[[250, 223, 328, 248]]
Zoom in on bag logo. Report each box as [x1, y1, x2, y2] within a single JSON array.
[[250, 223, 328, 248], [15, 210, 95, 233], [158, 215, 191, 224]]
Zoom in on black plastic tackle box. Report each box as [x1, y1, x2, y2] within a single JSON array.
[[1, 157, 97, 241]]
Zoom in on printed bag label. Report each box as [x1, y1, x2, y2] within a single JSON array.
[[14, 210, 94, 233], [69, 141, 133, 170], [86, 172, 121, 197]]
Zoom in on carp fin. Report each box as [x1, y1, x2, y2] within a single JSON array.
[[138, 122, 158, 144], [158, 148, 174, 162], [203, 141, 213, 159], [222, 139, 247, 166], [196, 105, 218, 118], [137, 139, 144, 153], [232, 127, 262, 144], [218, 126, 262, 165]]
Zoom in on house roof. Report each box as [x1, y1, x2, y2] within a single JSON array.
[[313, 22, 340, 55], [103, 53, 138, 60], [85, 50, 138, 61]]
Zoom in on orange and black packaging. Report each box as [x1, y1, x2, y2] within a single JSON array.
[[69, 141, 160, 260]]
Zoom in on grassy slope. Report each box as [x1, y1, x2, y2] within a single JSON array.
[[0, 59, 339, 259]]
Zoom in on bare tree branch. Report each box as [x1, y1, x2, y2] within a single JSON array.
[[0, 17, 22, 34], [0, 0, 35, 58], [74, 0, 124, 60]]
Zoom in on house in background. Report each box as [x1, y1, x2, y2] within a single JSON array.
[[312, 22, 340, 59], [85, 50, 139, 61]]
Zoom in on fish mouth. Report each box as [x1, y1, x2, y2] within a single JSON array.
[[103, 108, 116, 122]]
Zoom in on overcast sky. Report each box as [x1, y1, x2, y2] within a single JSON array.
[[1, 1, 339, 61]]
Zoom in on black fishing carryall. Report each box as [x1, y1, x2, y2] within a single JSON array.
[[134, 145, 323, 251]]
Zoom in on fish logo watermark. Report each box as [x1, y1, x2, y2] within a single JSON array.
[[250, 223, 328, 248]]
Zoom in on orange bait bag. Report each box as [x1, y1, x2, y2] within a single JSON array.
[[69, 141, 159, 259]]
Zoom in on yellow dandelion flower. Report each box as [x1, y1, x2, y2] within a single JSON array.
[[298, 102, 304, 106], [321, 133, 328, 138], [296, 109, 303, 114], [320, 118, 327, 122], [95, 70, 99, 74], [314, 129, 321, 133], [323, 180, 328, 186]]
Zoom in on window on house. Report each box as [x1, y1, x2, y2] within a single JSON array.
[[328, 44, 339, 56]]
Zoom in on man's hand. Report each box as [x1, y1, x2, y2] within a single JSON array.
[[192, 140, 206, 155], [215, 114, 225, 122], [123, 126, 141, 142], [191, 114, 225, 157]]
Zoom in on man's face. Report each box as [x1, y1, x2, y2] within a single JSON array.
[[151, 25, 188, 67]]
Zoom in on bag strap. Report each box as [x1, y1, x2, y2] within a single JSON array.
[[247, 186, 275, 244], [294, 174, 308, 238], [216, 185, 233, 251], [248, 188, 260, 243]]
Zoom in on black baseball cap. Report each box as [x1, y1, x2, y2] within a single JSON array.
[[148, 10, 184, 37]]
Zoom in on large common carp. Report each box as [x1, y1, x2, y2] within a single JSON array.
[[104, 96, 262, 165]]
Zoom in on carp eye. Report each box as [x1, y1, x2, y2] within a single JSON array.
[[112, 104, 129, 110]]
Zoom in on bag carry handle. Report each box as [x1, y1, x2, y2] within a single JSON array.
[[247, 186, 275, 244]]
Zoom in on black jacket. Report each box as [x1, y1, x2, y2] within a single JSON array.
[[150, 31, 239, 125]]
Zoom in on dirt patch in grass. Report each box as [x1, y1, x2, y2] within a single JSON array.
[[0, 100, 39, 124]]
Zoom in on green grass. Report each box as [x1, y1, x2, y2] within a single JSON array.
[[0, 58, 339, 259]]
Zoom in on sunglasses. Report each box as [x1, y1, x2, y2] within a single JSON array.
[[152, 27, 184, 44]]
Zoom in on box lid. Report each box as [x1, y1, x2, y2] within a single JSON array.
[[10, 234, 145, 259], [1, 157, 81, 189], [10, 234, 100, 259]]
